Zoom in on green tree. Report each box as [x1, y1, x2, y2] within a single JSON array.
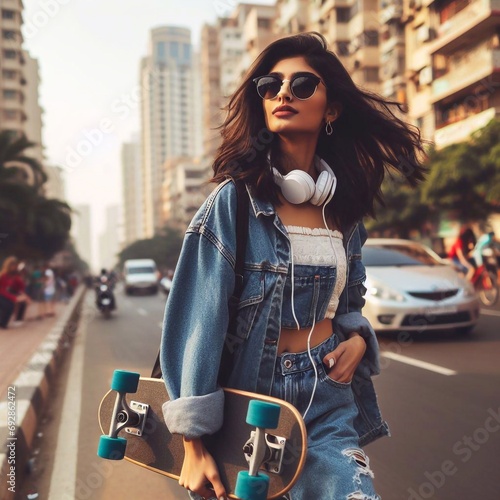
[[0, 131, 47, 189], [365, 175, 430, 238], [118, 225, 184, 271], [0, 131, 72, 261], [366, 118, 500, 236], [421, 118, 500, 222]]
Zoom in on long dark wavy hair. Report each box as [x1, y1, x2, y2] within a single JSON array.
[[211, 32, 429, 228]]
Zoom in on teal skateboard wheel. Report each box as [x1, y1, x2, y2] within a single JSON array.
[[246, 400, 280, 429], [235, 470, 269, 500], [110, 370, 140, 393], [97, 435, 127, 460]]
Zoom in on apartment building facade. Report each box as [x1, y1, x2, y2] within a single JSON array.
[[22, 50, 44, 163], [161, 156, 212, 229], [121, 137, 143, 246], [140, 26, 202, 237], [428, 0, 500, 148], [0, 0, 26, 136]]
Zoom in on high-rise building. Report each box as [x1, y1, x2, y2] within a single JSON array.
[[308, 0, 381, 91], [161, 156, 212, 229], [98, 205, 121, 270], [0, 0, 26, 136], [379, 1, 407, 108], [71, 204, 92, 269], [43, 164, 65, 200], [121, 135, 143, 245], [140, 26, 202, 237], [200, 24, 223, 158], [403, 0, 437, 142], [22, 50, 44, 163]]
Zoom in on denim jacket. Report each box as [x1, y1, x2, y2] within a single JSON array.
[[160, 179, 389, 446]]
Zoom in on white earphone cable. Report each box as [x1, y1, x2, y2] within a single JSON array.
[[303, 186, 338, 420]]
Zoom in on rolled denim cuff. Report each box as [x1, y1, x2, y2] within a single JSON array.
[[162, 388, 224, 438], [334, 312, 380, 376]]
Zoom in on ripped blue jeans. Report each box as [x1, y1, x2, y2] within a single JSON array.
[[271, 334, 380, 500]]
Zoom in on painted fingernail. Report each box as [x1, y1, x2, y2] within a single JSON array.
[[328, 358, 335, 368]]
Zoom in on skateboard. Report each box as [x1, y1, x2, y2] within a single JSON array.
[[98, 370, 307, 500]]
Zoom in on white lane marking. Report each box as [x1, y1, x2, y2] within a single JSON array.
[[381, 351, 457, 376], [48, 308, 87, 498], [480, 309, 500, 317], [137, 308, 147, 316]]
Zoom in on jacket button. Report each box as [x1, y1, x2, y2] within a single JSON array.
[[284, 359, 293, 369]]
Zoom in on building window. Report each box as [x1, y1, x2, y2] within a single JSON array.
[[3, 90, 18, 100], [3, 50, 17, 59], [363, 30, 379, 46], [3, 110, 18, 121], [364, 67, 379, 82], [336, 41, 350, 56], [157, 42, 166, 62], [170, 42, 179, 59], [257, 18, 271, 29], [2, 69, 17, 80], [438, 0, 472, 24], [183, 43, 191, 62], [2, 30, 17, 40], [2, 10, 16, 20], [337, 8, 350, 23]]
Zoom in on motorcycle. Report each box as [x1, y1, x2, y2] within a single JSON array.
[[96, 276, 116, 318], [471, 243, 499, 307]]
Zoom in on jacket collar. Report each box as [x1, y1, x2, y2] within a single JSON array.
[[245, 184, 275, 218], [244, 182, 360, 241]]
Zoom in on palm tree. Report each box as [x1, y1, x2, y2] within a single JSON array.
[[0, 130, 47, 189], [0, 131, 72, 260]]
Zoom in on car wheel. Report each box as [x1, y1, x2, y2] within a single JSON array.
[[456, 326, 474, 335]]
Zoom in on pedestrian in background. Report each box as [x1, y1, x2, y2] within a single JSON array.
[[0, 256, 31, 329], [28, 263, 46, 319], [43, 264, 56, 317], [448, 226, 477, 281]]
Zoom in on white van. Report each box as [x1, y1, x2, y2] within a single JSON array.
[[124, 259, 159, 295]]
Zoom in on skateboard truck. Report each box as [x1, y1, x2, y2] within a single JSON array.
[[235, 400, 281, 500], [243, 431, 286, 475], [98, 370, 148, 460]]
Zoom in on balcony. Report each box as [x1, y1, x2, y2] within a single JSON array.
[[431, 49, 500, 103], [408, 45, 430, 72], [428, 0, 500, 54], [379, 3, 404, 24], [434, 107, 497, 148]]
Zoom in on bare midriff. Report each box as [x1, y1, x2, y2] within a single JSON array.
[[278, 318, 333, 355]]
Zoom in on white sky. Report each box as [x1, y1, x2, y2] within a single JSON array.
[[22, 0, 273, 265]]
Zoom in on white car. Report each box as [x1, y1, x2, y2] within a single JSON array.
[[124, 259, 159, 295], [362, 239, 480, 334]]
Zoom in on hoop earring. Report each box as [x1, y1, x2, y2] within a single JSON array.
[[325, 121, 333, 136]]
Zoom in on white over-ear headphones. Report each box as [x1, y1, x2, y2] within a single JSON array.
[[271, 155, 337, 205]]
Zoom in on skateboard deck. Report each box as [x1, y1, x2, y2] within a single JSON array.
[[98, 373, 307, 499]]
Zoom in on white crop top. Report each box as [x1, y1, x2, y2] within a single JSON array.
[[286, 225, 347, 319]]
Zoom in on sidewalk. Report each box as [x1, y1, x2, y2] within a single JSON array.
[[0, 303, 67, 397], [0, 287, 86, 500]]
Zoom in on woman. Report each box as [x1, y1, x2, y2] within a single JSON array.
[[0, 256, 31, 329], [448, 227, 476, 281], [160, 32, 427, 500]]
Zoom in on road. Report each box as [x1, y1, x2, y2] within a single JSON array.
[[19, 288, 500, 499]]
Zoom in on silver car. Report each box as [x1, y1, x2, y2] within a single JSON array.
[[362, 239, 480, 334]]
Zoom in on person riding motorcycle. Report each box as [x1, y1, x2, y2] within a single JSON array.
[[95, 268, 116, 311]]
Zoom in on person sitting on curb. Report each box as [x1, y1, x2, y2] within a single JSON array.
[[0, 256, 31, 329]]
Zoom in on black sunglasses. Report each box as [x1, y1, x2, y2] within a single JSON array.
[[253, 72, 325, 100]]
